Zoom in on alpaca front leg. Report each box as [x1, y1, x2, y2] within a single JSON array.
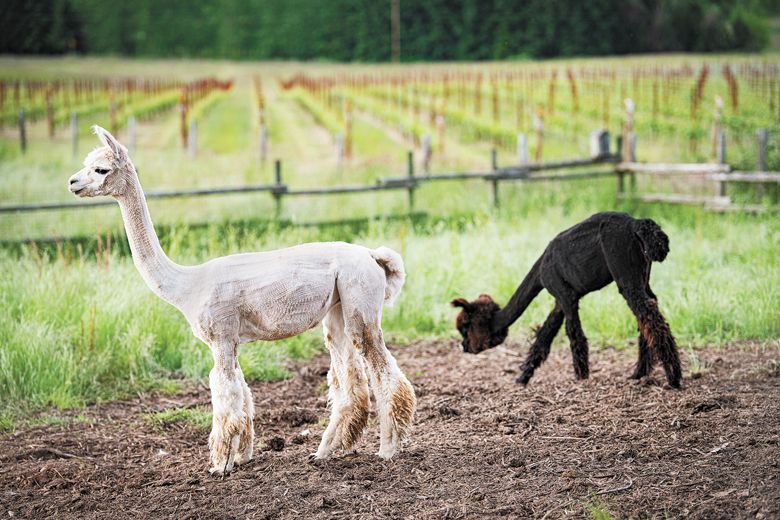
[[517, 304, 564, 385], [233, 364, 255, 466], [563, 306, 589, 380], [208, 344, 246, 475]]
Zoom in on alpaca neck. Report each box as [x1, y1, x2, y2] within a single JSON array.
[[492, 258, 544, 333], [115, 173, 188, 307]]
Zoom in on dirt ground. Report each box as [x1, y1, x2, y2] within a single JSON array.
[[1, 339, 778, 519]]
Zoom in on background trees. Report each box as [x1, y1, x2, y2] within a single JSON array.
[[1, 0, 773, 59]]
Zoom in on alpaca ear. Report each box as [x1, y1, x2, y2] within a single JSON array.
[[92, 125, 128, 167], [451, 298, 472, 310]]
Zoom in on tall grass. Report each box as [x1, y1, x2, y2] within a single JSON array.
[[1, 187, 777, 419]]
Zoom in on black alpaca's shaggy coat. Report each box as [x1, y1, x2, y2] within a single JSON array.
[[452, 212, 682, 388]]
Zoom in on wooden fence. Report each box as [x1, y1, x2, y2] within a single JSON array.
[[2, 130, 777, 236]]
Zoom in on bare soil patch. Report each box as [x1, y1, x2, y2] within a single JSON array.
[[1, 340, 778, 519]]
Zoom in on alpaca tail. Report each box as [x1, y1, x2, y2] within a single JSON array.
[[632, 218, 670, 262], [370, 246, 406, 306]]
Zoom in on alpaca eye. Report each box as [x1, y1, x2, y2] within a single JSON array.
[[95, 168, 110, 175]]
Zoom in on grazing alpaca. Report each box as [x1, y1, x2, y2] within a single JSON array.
[[452, 212, 682, 388], [68, 126, 416, 475]]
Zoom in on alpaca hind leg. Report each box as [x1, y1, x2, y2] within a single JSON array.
[[315, 304, 370, 459], [350, 322, 416, 460], [516, 303, 564, 385], [629, 333, 653, 379], [233, 363, 255, 466], [599, 224, 680, 386], [207, 341, 246, 475], [630, 281, 656, 380]]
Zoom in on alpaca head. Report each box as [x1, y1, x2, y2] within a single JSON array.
[[68, 125, 134, 198], [451, 294, 508, 354]]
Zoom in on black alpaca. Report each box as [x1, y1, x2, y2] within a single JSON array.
[[452, 212, 682, 388]]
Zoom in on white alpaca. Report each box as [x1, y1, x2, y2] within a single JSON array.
[[68, 126, 416, 475]]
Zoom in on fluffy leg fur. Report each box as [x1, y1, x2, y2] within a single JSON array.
[[517, 303, 564, 385], [208, 342, 246, 475], [351, 323, 415, 460], [632, 294, 682, 388], [233, 363, 255, 466], [315, 304, 370, 459], [629, 333, 653, 380]]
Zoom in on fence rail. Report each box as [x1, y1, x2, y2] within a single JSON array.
[[2, 129, 777, 225], [0, 150, 621, 216]]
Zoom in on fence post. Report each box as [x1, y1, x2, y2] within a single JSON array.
[[422, 134, 432, 174], [70, 112, 78, 158], [179, 93, 188, 149], [517, 133, 528, 165], [18, 110, 26, 154], [533, 108, 544, 163], [716, 130, 726, 165], [711, 96, 723, 160], [756, 128, 768, 201], [589, 130, 610, 159], [491, 148, 499, 207], [436, 100, 445, 155], [407, 150, 415, 212], [616, 134, 624, 198], [622, 98, 635, 163], [756, 128, 768, 171], [259, 120, 268, 164], [273, 159, 283, 219], [344, 99, 353, 159], [188, 120, 197, 159], [127, 116, 136, 157], [46, 90, 54, 139], [335, 133, 344, 170]]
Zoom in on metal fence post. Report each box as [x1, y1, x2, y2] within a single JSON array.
[[188, 120, 197, 159], [756, 128, 767, 171], [756, 128, 768, 200], [491, 148, 499, 207], [70, 112, 78, 159], [716, 130, 726, 165], [422, 134, 432, 174], [18, 109, 26, 154], [274, 159, 283, 219], [407, 150, 415, 212], [517, 133, 528, 165], [616, 134, 625, 198]]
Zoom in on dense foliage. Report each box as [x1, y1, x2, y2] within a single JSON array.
[[1, 0, 772, 60]]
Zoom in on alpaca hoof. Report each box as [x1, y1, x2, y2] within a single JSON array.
[[515, 374, 530, 385], [377, 446, 397, 460], [233, 451, 253, 467], [208, 412, 245, 477], [209, 464, 231, 477], [308, 453, 329, 467]]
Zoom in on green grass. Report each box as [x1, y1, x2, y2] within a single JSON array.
[[147, 406, 212, 431], [0, 55, 778, 422], [585, 497, 615, 520], [1, 192, 777, 419]]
